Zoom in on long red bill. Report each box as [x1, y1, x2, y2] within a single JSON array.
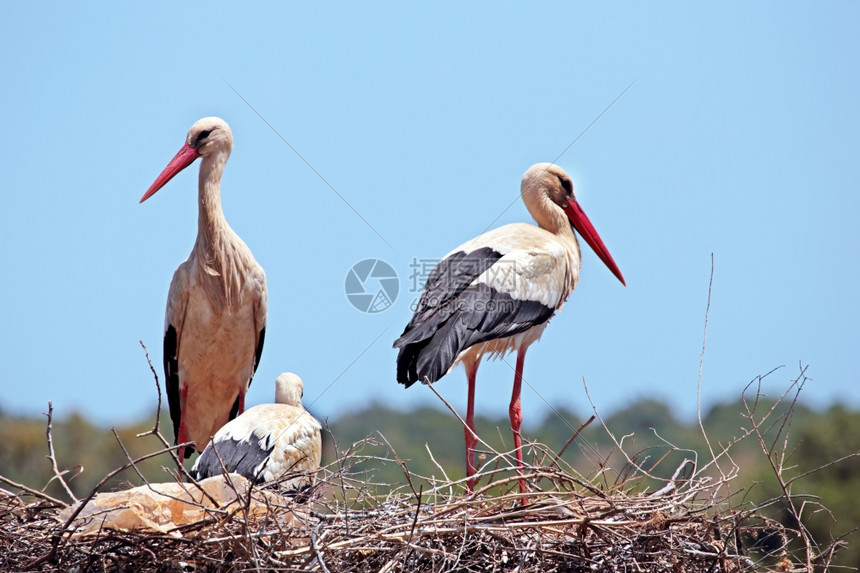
[[563, 199, 626, 286], [139, 143, 200, 203]]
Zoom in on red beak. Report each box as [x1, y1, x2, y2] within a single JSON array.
[[563, 199, 626, 286], [139, 143, 200, 203]]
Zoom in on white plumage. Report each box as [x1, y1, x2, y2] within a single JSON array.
[[191, 373, 322, 492], [141, 117, 268, 462], [395, 163, 625, 497]]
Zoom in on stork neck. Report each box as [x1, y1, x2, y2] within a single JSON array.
[[555, 219, 582, 263], [196, 152, 230, 243], [190, 147, 243, 309], [534, 197, 579, 248], [534, 201, 582, 283]]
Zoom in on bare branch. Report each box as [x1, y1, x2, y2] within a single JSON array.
[[136, 340, 163, 439], [43, 402, 79, 504], [553, 415, 595, 464], [0, 474, 67, 507]]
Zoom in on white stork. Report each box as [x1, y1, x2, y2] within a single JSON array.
[[394, 163, 625, 496], [141, 117, 268, 462], [190, 373, 322, 492]]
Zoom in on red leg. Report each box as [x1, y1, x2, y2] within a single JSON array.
[[463, 359, 479, 492], [510, 347, 528, 501], [176, 384, 190, 466]]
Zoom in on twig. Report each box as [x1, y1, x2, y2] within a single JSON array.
[[376, 431, 418, 498], [0, 474, 67, 507], [741, 365, 816, 570], [407, 484, 424, 546], [136, 340, 217, 495], [44, 402, 79, 504], [553, 415, 595, 464], [137, 340, 163, 438], [695, 254, 727, 487], [111, 428, 147, 483], [396, 484, 425, 568], [425, 443, 452, 488], [582, 377, 650, 478], [310, 530, 333, 573]]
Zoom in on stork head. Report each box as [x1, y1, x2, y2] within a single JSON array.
[[521, 163, 625, 286], [185, 117, 233, 157], [275, 372, 305, 407], [139, 117, 233, 203]]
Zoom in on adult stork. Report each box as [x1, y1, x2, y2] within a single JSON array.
[[191, 373, 322, 493], [141, 117, 268, 462], [394, 163, 625, 495]]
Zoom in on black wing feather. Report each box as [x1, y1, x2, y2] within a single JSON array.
[[253, 326, 266, 375], [163, 324, 184, 450], [418, 248, 502, 310], [191, 433, 275, 484], [396, 248, 502, 347], [395, 249, 555, 387]]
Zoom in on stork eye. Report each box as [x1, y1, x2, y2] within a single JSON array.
[[193, 129, 214, 147], [559, 177, 573, 196]]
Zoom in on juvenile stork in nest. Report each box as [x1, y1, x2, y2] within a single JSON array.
[[191, 373, 322, 492]]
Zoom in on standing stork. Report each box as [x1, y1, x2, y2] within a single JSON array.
[[394, 163, 624, 496], [141, 117, 268, 462], [190, 372, 322, 493]]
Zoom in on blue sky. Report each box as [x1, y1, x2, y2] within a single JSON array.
[[1, 4, 857, 429]]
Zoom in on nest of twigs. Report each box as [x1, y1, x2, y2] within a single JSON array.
[[0, 351, 836, 572], [1, 430, 799, 573]]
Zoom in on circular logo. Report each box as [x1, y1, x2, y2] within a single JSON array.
[[345, 258, 399, 313]]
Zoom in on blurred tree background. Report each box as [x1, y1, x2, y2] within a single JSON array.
[[1, 385, 858, 567]]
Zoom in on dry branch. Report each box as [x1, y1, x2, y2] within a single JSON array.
[[44, 401, 79, 504]]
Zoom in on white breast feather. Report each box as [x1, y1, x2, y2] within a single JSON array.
[[454, 223, 570, 308]]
